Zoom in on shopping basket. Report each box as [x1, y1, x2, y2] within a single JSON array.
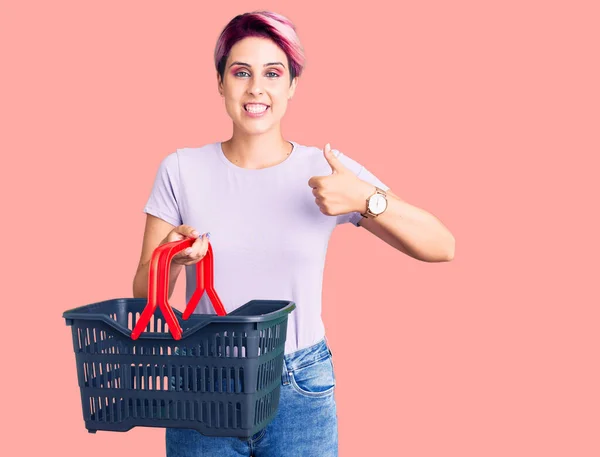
[[63, 238, 295, 438]]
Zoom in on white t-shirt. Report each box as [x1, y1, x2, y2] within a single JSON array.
[[144, 141, 388, 354]]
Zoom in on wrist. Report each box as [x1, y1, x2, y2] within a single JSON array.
[[169, 260, 185, 271], [355, 181, 376, 213]]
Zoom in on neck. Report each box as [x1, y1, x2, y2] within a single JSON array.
[[221, 127, 292, 169]]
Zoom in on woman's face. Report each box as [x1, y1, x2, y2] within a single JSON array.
[[218, 36, 298, 136]]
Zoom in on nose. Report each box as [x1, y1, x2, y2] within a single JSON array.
[[247, 76, 263, 96]]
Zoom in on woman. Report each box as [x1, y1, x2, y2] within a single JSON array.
[[133, 10, 455, 457]]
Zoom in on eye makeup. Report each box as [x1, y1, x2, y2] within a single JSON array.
[[230, 66, 248, 76], [230, 67, 283, 78]]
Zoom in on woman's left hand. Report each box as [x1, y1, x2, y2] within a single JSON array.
[[308, 143, 375, 216]]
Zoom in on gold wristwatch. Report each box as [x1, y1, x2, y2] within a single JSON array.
[[361, 187, 388, 218]]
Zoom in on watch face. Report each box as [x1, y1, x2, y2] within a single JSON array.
[[368, 194, 387, 214]]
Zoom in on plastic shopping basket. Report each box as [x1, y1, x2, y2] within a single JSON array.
[[63, 238, 295, 438]]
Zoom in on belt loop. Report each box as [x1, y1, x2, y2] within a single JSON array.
[[281, 357, 290, 385]]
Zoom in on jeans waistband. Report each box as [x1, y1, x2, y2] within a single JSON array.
[[281, 338, 331, 384]]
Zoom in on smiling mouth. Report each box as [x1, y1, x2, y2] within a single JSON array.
[[244, 104, 270, 113]]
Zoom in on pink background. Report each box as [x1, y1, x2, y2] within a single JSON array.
[[2, 1, 599, 455]]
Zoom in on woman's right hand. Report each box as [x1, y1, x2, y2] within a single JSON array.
[[159, 224, 210, 266]]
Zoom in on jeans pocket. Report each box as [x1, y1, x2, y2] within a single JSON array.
[[290, 355, 336, 398]]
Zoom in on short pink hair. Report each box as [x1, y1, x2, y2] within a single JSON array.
[[214, 11, 305, 83]]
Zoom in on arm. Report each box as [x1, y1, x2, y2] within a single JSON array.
[[310, 144, 455, 262]]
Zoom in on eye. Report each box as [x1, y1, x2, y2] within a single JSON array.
[[234, 70, 250, 77], [266, 71, 280, 78]]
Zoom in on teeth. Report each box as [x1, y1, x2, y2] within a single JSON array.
[[245, 104, 268, 113]]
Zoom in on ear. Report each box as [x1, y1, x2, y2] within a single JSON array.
[[217, 71, 224, 96], [288, 76, 298, 99]]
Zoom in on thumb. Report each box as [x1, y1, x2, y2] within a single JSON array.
[[324, 143, 344, 173]]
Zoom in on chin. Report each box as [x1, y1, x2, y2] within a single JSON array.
[[235, 120, 277, 136]]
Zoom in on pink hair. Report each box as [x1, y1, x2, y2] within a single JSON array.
[[214, 11, 305, 83]]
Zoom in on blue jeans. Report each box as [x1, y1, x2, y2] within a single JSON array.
[[166, 338, 338, 456]]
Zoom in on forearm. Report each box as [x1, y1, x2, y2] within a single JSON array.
[[132, 260, 184, 299], [373, 194, 454, 261], [355, 182, 455, 262]]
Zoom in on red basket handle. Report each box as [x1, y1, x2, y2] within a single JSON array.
[[131, 238, 226, 340], [154, 238, 227, 319], [130, 242, 173, 340]]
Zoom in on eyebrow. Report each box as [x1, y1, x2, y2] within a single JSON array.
[[228, 61, 286, 69]]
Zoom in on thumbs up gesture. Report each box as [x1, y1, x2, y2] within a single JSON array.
[[308, 143, 375, 216]]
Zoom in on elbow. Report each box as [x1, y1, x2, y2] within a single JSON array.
[[132, 285, 146, 299], [423, 235, 455, 263], [443, 235, 456, 262], [132, 273, 147, 299]]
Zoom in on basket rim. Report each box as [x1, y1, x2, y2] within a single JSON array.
[[63, 298, 295, 340]]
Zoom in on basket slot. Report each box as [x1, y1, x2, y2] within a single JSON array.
[[190, 366, 197, 392], [89, 397, 95, 420], [255, 396, 262, 426], [117, 397, 124, 422], [204, 402, 209, 424], [189, 401, 195, 421], [100, 397, 106, 422], [212, 334, 219, 357], [156, 399, 163, 420], [256, 362, 263, 392], [204, 367, 210, 392], [212, 402, 218, 427], [219, 401, 225, 428], [84, 328, 91, 353], [237, 334, 243, 357], [92, 363, 99, 387], [226, 402, 233, 428]]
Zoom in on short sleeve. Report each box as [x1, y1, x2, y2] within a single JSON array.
[[142, 152, 183, 226], [333, 150, 390, 227]]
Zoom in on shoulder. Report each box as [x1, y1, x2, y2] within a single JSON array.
[[157, 143, 220, 170], [291, 141, 364, 176], [175, 142, 220, 161], [290, 141, 322, 160]]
